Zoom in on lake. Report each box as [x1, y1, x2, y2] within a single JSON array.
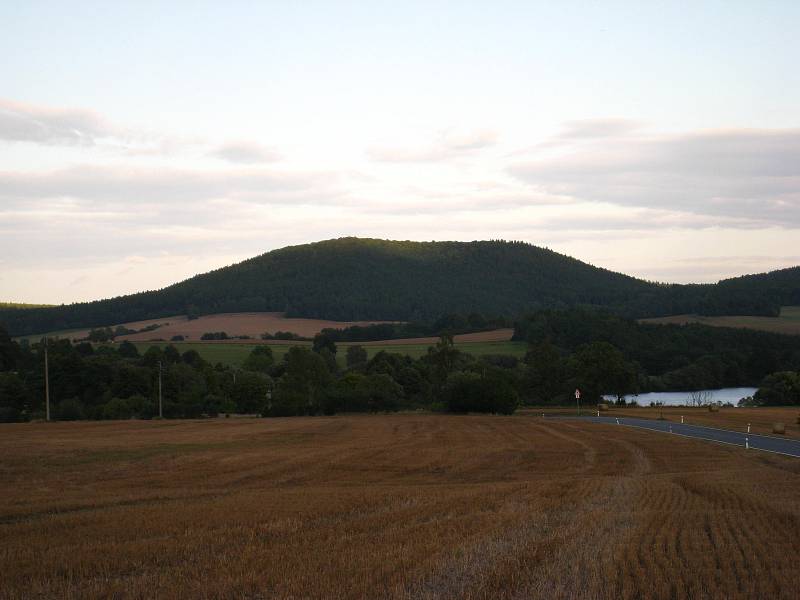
[[603, 387, 757, 407]]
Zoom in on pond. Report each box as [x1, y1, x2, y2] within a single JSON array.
[[602, 387, 758, 407]]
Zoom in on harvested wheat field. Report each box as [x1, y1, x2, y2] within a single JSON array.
[[114, 312, 396, 342], [527, 406, 800, 440], [1, 416, 799, 599], [607, 406, 800, 439]]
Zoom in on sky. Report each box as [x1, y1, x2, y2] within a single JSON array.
[[1, 1, 799, 304]]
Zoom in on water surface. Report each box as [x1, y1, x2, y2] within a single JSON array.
[[603, 387, 757, 407]]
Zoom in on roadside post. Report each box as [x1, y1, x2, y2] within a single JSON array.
[[746, 437, 749, 450], [575, 388, 581, 416], [747, 423, 751, 433], [681, 415, 684, 424]]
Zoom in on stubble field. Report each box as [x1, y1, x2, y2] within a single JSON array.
[[1, 415, 799, 599], [526, 406, 800, 440]]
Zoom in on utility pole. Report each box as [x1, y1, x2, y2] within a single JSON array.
[[44, 337, 50, 422], [157, 360, 163, 419]]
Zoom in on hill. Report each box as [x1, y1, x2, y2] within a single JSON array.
[[2, 238, 799, 336]]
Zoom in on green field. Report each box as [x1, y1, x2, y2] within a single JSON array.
[[640, 305, 800, 335], [133, 340, 527, 367]]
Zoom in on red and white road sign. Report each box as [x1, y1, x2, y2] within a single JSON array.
[[575, 389, 581, 399]]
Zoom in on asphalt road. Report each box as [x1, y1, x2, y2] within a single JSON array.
[[555, 415, 800, 458]]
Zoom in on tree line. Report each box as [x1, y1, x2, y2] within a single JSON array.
[[0, 326, 521, 422], [3, 307, 800, 422], [513, 309, 800, 397]]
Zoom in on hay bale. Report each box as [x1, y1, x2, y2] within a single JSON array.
[[598, 403, 610, 412], [708, 404, 719, 413], [773, 423, 786, 434]]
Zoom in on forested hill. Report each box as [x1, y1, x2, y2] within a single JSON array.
[[2, 238, 798, 336]]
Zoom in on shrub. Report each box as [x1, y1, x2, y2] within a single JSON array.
[[57, 398, 85, 421]]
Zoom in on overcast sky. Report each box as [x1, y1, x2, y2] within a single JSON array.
[[2, 1, 799, 304]]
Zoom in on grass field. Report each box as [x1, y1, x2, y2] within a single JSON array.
[[133, 340, 527, 367], [640, 306, 800, 335], [1, 415, 799, 599]]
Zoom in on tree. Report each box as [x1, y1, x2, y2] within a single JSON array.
[[118, 341, 139, 359], [359, 373, 403, 412], [524, 341, 567, 404], [181, 349, 207, 369], [443, 368, 518, 414], [754, 372, 800, 405], [57, 398, 85, 421], [688, 390, 714, 407], [242, 346, 274, 374], [163, 362, 207, 417], [162, 345, 181, 364], [313, 332, 337, 355], [231, 371, 272, 413], [140, 346, 163, 368], [0, 372, 28, 422], [346, 345, 367, 368], [426, 334, 460, 384], [271, 347, 331, 416], [568, 342, 636, 403], [0, 325, 20, 371]]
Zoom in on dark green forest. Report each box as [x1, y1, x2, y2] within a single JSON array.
[[3, 238, 798, 336], [514, 309, 800, 396]]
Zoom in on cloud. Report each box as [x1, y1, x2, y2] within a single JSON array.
[[209, 141, 281, 164], [510, 127, 800, 226], [558, 118, 643, 139], [368, 129, 497, 162], [0, 164, 338, 206], [0, 98, 114, 145]]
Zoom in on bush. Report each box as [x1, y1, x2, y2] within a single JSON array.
[[754, 371, 800, 405], [242, 346, 274, 373], [102, 394, 151, 420], [444, 370, 518, 414], [57, 398, 85, 421], [346, 345, 368, 368], [200, 332, 229, 340]]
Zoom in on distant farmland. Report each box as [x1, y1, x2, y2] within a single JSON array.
[[14, 312, 399, 343], [1, 415, 798, 598], [641, 305, 800, 335], [134, 338, 526, 367]]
